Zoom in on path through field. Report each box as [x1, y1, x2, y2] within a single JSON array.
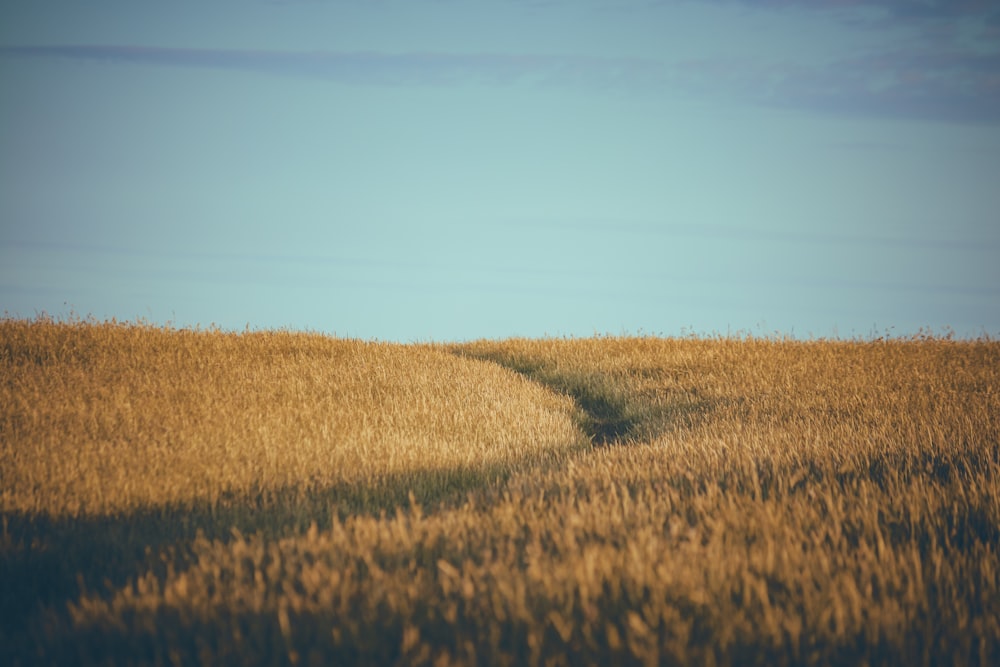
[[3, 321, 998, 666]]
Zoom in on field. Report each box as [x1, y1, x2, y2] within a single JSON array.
[[2, 316, 998, 666]]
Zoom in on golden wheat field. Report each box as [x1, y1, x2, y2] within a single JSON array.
[[2, 316, 998, 666]]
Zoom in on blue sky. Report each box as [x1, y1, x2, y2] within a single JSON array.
[[2, 0, 998, 340]]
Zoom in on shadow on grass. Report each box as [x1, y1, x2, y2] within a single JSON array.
[[450, 349, 713, 447], [562, 383, 637, 445], [0, 463, 515, 664]]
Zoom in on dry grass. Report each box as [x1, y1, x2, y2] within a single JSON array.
[[2, 318, 998, 665], [1, 317, 585, 519]]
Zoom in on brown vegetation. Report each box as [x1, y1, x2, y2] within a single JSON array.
[[2, 317, 998, 665]]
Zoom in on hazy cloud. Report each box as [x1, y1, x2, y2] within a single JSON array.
[[787, 49, 1000, 124], [0, 45, 661, 90], [704, 0, 999, 22], [672, 48, 1000, 124], [671, 0, 1000, 123], [4, 40, 999, 124]]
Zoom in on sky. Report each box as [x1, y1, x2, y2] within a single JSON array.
[[1, 0, 999, 341]]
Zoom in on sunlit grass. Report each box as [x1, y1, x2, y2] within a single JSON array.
[[2, 317, 998, 665], [1, 317, 586, 519]]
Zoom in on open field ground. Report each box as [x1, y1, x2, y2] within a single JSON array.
[[2, 317, 998, 665]]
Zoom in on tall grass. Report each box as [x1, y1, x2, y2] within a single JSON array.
[[1, 317, 585, 519], [2, 318, 998, 665]]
